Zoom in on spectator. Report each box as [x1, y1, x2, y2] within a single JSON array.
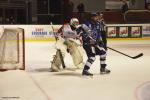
[[77, 1, 85, 23], [62, 0, 74, 23], [9, 16, 16, 24], [5, 18, 10, 24], [77, 2, 85, 13], [121, 0, 129, 13], [5, 17, 16, 24]]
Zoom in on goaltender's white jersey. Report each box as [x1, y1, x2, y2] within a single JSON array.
[[58, 24, 77, 39]]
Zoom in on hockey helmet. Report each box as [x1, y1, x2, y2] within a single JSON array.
[[90, 12, 99, 22], [70, 18, 79, 28], [90, 12, 98, 17]]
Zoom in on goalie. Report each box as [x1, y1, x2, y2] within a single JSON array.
[[51, 18, 84, 72]]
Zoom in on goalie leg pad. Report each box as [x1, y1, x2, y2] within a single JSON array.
[[51, 49, 64, 72], [65, 39, 83, 68], [55, 36, 67, 51]]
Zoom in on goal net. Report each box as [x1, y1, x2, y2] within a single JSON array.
[[0, 28, 25, 71]]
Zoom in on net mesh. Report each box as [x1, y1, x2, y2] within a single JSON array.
[[0, 28, 25, 70]]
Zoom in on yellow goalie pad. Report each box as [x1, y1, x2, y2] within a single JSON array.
[[51, 49, 65, 72], [51, 37, 84, 71], [65, 39, 83, 68]]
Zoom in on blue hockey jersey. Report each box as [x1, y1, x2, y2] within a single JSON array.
[[77, 20, 102, 45]]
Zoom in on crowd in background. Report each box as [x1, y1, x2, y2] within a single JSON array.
[[0, 0, 150, 24]]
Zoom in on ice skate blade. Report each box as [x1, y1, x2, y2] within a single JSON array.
[[81, 75, 93, 78], [100, 72, 111, 75]]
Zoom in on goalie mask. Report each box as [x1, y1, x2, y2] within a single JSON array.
[[70, 18, 79, 28]]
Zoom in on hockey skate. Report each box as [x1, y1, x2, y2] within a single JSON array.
[[100, 68, 111, 74], [82, 70, 93, 76]]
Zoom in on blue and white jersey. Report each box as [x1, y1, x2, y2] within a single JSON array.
[[98, 20, 106, 32], [78, 20, 102, 44]]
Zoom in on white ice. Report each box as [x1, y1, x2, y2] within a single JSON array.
[[0, 40, 150, 100]]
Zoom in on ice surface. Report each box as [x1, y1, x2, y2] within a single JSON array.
[[0, 40, 150, 100]]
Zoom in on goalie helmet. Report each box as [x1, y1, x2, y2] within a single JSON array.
[[70, 18, 79, 28]]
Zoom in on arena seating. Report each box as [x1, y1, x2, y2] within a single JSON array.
[[124, 10, 150, 23]]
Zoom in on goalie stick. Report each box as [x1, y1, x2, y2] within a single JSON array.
[[51, 23, 66, 69]]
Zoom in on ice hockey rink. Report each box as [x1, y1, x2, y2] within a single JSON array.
[[0, 39, 150, 100]]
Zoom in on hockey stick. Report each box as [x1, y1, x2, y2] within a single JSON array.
[[78, 24, 143, 59], [88, 35, 143, 59], [51, 23, 66, 68], [107, 47, 143, 59]]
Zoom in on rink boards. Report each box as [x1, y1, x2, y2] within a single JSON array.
[[0, 24, 150, 42]]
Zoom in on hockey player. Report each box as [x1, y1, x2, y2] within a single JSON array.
[[97, 12, 107, 50], [79, 13, 111, 76], [51, 18, 83, 72]]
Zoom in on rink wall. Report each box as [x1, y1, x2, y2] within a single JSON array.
[[0, 24, 150, 42], [0, 25, 61, 42]]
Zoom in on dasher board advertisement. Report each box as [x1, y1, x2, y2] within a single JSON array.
[[131, 26, 142, 37], [119, 27, 128, 37], [107, 26, 117, 38]]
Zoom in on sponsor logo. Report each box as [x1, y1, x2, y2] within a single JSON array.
[[143, 26, 150, 31], [119, 27, 128, 37], [142, 26, 150, 37], [131, 27, 141, 37], [107, 27, 117, 37], [32, 28, 48, 36]]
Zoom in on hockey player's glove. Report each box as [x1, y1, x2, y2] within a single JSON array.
[[89, 39, 97, 45]]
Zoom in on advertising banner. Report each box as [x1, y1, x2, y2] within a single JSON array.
[[131, 26, 141, 37], [0, 24, 146, 42], [0, 25, 62, 41], [106, 24, 142, 38], [107, 26, 117, 37], [142, 24, 150, 37], [119, 27, 128, 37]]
